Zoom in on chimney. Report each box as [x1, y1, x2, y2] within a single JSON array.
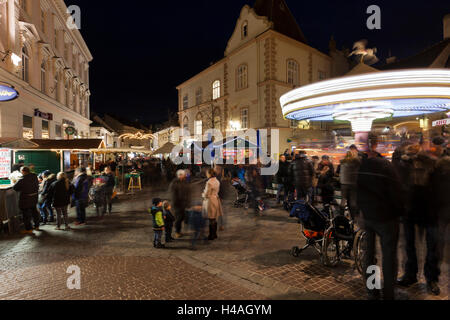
[[444, 14, 450, 40]]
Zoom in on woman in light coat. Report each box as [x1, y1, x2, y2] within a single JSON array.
[[202, 168, 223, 240]]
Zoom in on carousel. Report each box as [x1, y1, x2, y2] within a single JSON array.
[[281, 68, 450, 151]]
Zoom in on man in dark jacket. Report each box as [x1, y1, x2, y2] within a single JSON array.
[[39, 171, 56, 224], [396, 145, 442, 295], [276, 155, 290, 204], [288, 151, 314, 201], [169, 170, 191, 238], [72, 167, 90, 225], [101, 166, 115, 214], [13, 167, 40, 234], [357, 136, 404, 300]]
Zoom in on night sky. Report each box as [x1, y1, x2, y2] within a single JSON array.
[[67, 0, 450, 125]]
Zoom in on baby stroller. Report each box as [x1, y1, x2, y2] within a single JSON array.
[[290, 200, 330, 257], [232, 178, 249, 208]]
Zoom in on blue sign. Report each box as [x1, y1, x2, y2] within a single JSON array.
[[0, 85, 18, 102]]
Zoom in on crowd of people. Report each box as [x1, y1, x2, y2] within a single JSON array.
[[10, 165, 117, 233], [6, 134, 449, 299]]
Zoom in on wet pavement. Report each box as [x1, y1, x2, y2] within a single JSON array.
[[0, 179, 448, 300]]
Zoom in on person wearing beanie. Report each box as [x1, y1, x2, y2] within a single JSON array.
[[149, 198, 165, 248]]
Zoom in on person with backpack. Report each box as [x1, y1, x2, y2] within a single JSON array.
[[72, 167, 90, 226]]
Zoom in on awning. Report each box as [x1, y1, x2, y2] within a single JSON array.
[[30, 139, 106, 150], [151, 142, 176, 155], [0, 138, 39, 149], [90, 148, 154, 154]]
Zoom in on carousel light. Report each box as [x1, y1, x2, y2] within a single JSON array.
[[281, 69, 450, 133]]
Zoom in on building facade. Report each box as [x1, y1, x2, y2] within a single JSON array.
[[0, 0, 92, 140], [177, 0, 348, 154]]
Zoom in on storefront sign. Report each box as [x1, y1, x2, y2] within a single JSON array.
[[0, 149, 12, 178], [432, 118, 450, 127], [63, 119, 75, 127], [0, 85, 19, 102], [34, 109, 53, 121]]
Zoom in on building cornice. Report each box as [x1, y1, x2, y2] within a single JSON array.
[[53, 0, 93, 62]]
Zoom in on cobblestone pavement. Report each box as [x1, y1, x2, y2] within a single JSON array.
[[0, 180, 448, 300]]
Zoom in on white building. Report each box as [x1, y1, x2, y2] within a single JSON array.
[[177, 0, 349, 154], [0, 0, 92, 140], [152, 126, 180, 150]]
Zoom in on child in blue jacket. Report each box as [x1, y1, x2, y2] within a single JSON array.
[[149, 198, 165, 248]]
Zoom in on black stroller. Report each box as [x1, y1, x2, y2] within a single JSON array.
[[290, 200, 330, 257], [232, 178, 249, 208]]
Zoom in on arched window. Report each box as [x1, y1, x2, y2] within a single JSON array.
[[212, 80, 221, 100], [242, 21, 248, 39], [53, 72, 59, 99], [183, 116, 189, 134], [64, 79, 69, 106], [213, 108, 221, 131], [40, 61, 46, 93], [195, 113, 203, 135], [195, 87, 203, 105], [21, 46, 30, 82], [287, 59, 299, 86], [236, 64, 248, 90], [183, 94, 189, 110]]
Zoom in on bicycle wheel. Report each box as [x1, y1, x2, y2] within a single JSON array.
[[353, 229, 367, 276], [321, 230, 341, 267]]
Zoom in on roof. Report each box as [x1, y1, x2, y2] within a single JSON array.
[[253, 0, 307, 44], [346, 63, 380, 76], [152, 142, 176, 155], [0, 138, 39, 149], [29, 139, 105, 150], [379, 39, 450, 70]]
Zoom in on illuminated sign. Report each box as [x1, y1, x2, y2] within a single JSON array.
[[0, 84, 19, 102], [0, 149, 12, 178], [432, 118, 450, 127], [34, 109, 53, 121]]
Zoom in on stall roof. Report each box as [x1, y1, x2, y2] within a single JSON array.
[[90, 148, 153, 154], [0, 138, 39, 149], [30, 139, 106, 150], [152, 142, 176, 155]]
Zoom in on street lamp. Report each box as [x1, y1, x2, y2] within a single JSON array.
[[0, 50, 22, 66], [229, 120, 241, 131]]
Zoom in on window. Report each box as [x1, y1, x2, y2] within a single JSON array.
[[42, 120, 49, 139], [41, 10, 45, 33], [212, 80, 221, 100], [237, 64, 248, 90], [318, 71, 327, 81], [195, 87, 203, 105], [53, 73, 58, 98], [241, 108, 249, 129], [55, 124, 62, 138], [287, 59, 299, 86], [64, 80, 69, 106], [183, 95, 188, 110], [242, 21, 248, 38], [290, 119, 298, 129], [23, 115, 33, 139], [21, 46, 30, 82], [195, 120, 203, 135], [20, 0, 27, 12], [214, 116, 221, 131], [183, 116, 189, 134], [40, 61, 46, 93]]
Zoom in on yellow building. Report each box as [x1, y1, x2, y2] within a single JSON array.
[[176, 0, 349, 153]]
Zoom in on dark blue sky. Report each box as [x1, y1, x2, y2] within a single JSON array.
[[67, 0, 450, 124]]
